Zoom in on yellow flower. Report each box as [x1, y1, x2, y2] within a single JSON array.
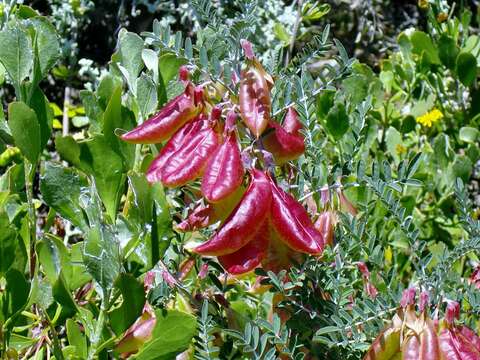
[[395, 143, 407, 155], [437, 12, 448, 23], [418, 0, 429, 9], [384, 246, 393, 265], [416, 109, 443, 127]]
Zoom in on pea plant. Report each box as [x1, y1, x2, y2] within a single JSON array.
[[0, 0, 479, 359]]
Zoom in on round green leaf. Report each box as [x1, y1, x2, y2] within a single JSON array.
[[325, 103, 349, 140], [459, 126, 480, 143], [159, 53, 188, 86], [410, 31, 440, 64], [0, 26, 33, 86], [117, 29, 145, 83], [29, 18, 61, 81], [137, 74, 158, 119], [316, 90, 335, 119], [451, 155, 473, 182], [0, 213, 17, 276], [456, 52, 477, 87], [400, 115, 416, 133], [8, 101, 41, 163], [40, 162, 87, 230], [438, 34, 458, 69]]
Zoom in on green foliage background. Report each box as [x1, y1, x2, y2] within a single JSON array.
[[0, 0, 479, 359]]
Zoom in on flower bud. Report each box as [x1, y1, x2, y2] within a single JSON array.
[[400, 287, 416, 308], [178, 258, 196, 281], [161, 270, 177, 287], [198, 263, 209, 279], [365, 282, 378, 299], [225, 110, 238, 133], [144, 271, 155, 291], [315, 210, 337, 246], [210, 105, 222, 121], [231, 71, 240, 86], [357, 262, 370, 278], [320, 186, 330, 206], [178, 65, 190, 82], [176, 203, 214, 232], [469, 266, 480, 289], [240, 39, 255, 60], [419, 291, 430, 312], [194, 86, 204, 106], [444, 300, 460, 325], [337, 189, 357, 216]]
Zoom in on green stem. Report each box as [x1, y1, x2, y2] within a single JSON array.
[[122, 114, 144, 217], [133, 114, 145, 172], [87, 304, 106, 360], [133, 144, 143, 172], [96, 337, 117, 354], [24, 160, 37, 278], [44, 308, 65, 360], [380, 99, 391, 151]]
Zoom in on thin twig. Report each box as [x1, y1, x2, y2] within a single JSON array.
[[25, 160, 37, 278], [62, 86, 71, 136], [284, 0, 303, 68]]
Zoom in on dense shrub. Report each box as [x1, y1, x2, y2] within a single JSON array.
[[0, 1, 479, 359]]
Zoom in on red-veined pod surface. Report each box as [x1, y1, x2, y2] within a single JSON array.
[[193, 169, 272, 256], [121, 84, 203, 144], [201, 133, 245, 203]]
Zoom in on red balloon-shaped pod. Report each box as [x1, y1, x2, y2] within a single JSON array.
[[201, 132, 245, 203], [402, 334, 420, 360], [146, 115, 221, 187], [459, 326, 480, 352], [147, 115, 209, 183], [158, 126, 220, 187], [218, 221, 269, 275], [419, 319, 441, 360], [261, 220, 304, 273], [176, 185, 246, 232], [122, 84, 204, 144], [194, 169, 272, 256], [269, 178, 324, 255], [263, 107, 305, 164], [439, 325, 480, 360], [364, 297, 480, 360], [239, 63, 272, 138]]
